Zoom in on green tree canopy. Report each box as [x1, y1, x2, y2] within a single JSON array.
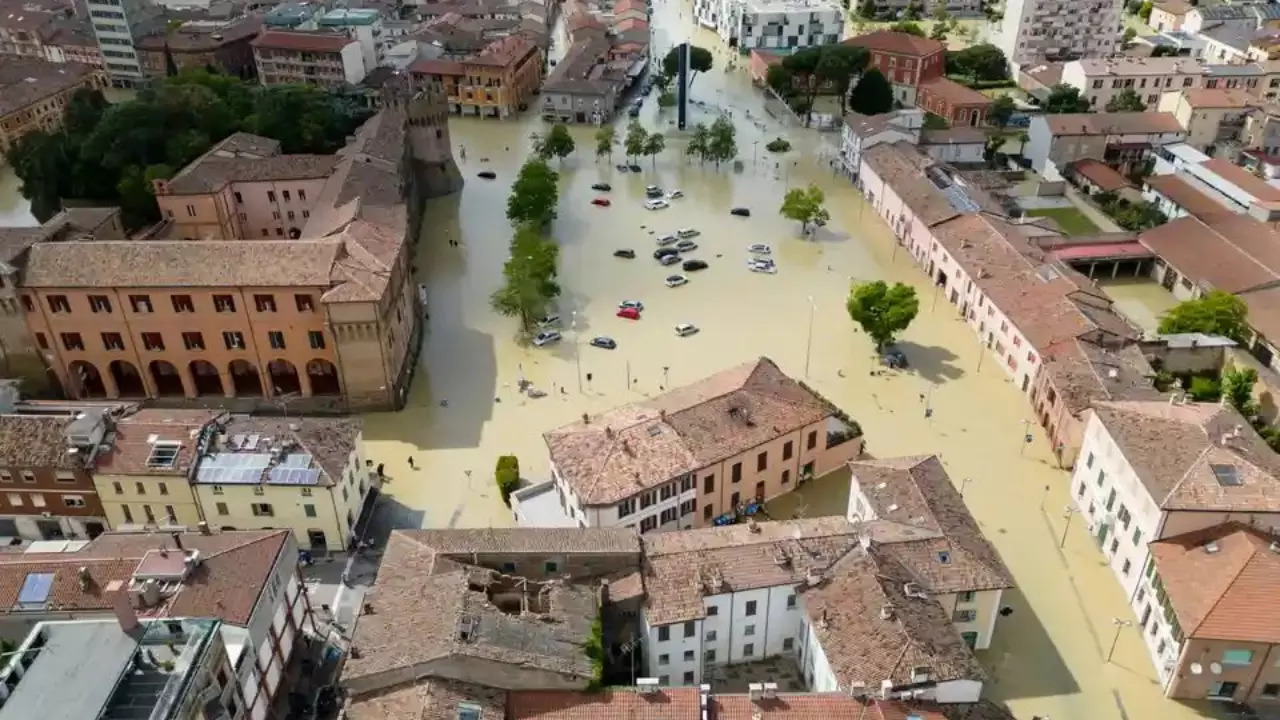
[[890, 20, 925, 36], [989, 95, 1016, 127], [506, 157, 560, 228], [1158, 290, 1250, 343], [539, 123, 576, 161], [847, 281, 920, 350], [1222, 366, 1260, 419], [4, 69, 370, 231], [857, 0, 877, 17], [707, 116, 738, 167], [642, 132, 666, 168], [1139, 0, 1154, 19], [594, 126, 615, 159], [490, 224, 561, 332], [624, 120, 647, 161], [849, 68, 894, 115], [662, 45, 714, 88], [1044, 84, 1092, 113], [778, 44, 868, 118], [687, 122, 711, 163], [779, 184, 829, 231], [948, 44, 1009, 82], [1105, 88, 1146, 112]]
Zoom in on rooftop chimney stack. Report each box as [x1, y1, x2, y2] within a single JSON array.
[[113, 588, 140, 633], [171, 532, 183, 552]]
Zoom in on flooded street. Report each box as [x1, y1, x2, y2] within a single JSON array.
[[0, 165, 35, 227], [1099, 278, 1179, 333]]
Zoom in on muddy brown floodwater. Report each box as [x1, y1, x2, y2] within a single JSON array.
[[0, 165, 36, 227]]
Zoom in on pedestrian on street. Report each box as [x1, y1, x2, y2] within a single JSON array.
[[408, 456, 416, 469], [376, 463, 385, 479]]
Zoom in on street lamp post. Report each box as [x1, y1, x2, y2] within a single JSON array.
[[572, 311, 583, 393], [1107, 618, 1133, 663], [1040, 484, 1050, 510], [662, 365, 670, 388], [753, 140, 759, 166], [1059, 506, 1078, 549], [804, 296, 816, 378], [1020, 418, 1032, 455]]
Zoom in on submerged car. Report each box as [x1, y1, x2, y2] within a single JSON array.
[[614, 248, 636, 259], [677, 228, 700, 239], [591, 182, 612, 191], [676, 239, 698, 252], [645, 185, 664, 198], [666, 189, 684, 199], [656, 234, 678, 246], [616, 164, 630, 172], [653, 247, 679, 260], [617, 306, 641, 320], [881, 346, 909, 369], [532, 330, 562, 346], [590, 336, 618, 349], [748, 259, 778, 274], [748, 243, 772, 254], [477, 170, 497, 179], [682, 259, 708, 271], [645, 199, 669, 210], [628, 164, 642, 172], [675, 323, 700, 337], [665, 275, 688, 288], [619, 300, 645, 311], [591, 197, 611, 207], [659, 254, 681, 266], [730, 207, 751, 217]]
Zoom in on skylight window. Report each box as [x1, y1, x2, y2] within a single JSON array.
[[1210, 463, 1242, 487], [458, 701, 483, 720], [146, 442, 182, 468]]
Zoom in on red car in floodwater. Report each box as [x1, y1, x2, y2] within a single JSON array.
[[616, 306, 641, 320], [591, 197, 611, 207]]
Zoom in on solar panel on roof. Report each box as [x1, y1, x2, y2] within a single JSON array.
[[283, 453, 313, 469], [246, 434, 261, 450], [17, 572, 54, 608], [231, 434, 247, 449]]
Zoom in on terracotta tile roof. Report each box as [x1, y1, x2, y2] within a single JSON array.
[[346, 679, 507, 720], [1148, 523, 1280, 643], [714, 694, 877, 720], [849, 456, 1014, 593], [0, 58, 100, 118], [545, 357, 838, 505], [799, 549, 986, 690], [0, 414, 86, 470], [22, 240, 341, 289], [861, 143, 961, 227], [94, 409, 223, 477], [918, 77, 991, 107], [1091, 400, 1280, 511], [344, 531, 604, 689], [1143, 174, 1233, 220], [1201, 158, 1280, 202], [469, 32, 537, 67], [165, 153, 337, 194], [251, 30, 352, 53], [843, 30, 943, 58], [410, 58, 468, 76], [398, 527, 640, 555], [1178, 87, 1257, 108], [200, 415, 363, 487], [0, 530, 289, 625], [1040, 338, 1161, 414], [1070, 158, 1132, 192], [509, 688, 700, 720], [1042, 112, 1185, 136], [640, 517, 862, 625], [919, 127, 987, 145]]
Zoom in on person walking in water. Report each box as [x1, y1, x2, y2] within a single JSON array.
[[408, 456, 416, 470]]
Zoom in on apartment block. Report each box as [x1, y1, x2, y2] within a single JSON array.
[[252, 30, 366, 87], [0, 406, 114, 541], [1061, 57, 1206, 111], [846, 455, 1013, 651], [84, 0, 163, 87], [189, 415, 371, 551], [998, 0, 1123, 68], [342, 523, 999, 713], [1069, 401, 1280, 700], [532, 357, 862, 532], [135, 15, 262, 79], [842, 31, 945, 106], [0, 528, 312, 720], [1156, 88, 1257, 153], [0, 58, 106, 153], [694, 0, 842, 52], [0, 617, 245, 720], [1025, 112, 1186, 175], [856, 141, 1161, 465], [0, 1, 102, 66], [92, 408, 223, 530], [409, 32, 542, 118]]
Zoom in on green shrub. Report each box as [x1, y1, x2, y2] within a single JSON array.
[[765, 137, 791, 152], [1188, 376, 1221, 402], [495, 455, 521, 505]]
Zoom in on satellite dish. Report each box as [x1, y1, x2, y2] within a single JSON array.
[[1190, 662, 1203, 675], [1210, 662, 1223, 675]]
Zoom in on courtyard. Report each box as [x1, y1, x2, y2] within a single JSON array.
[[353, 7, 1220, 720]]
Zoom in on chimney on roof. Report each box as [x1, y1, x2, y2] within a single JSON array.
[[171, 532, 183, 552], [659, 409, 667, 421], [112, 587, 140, 634], [1269, 541, 1280, 554], [582, 412, 590, 424], [879, 604, 895, 620], [606, 426, 614, 438], [77, 566, 91, 591], [197, 521, 211, 536], [819, 609, 828, 629]]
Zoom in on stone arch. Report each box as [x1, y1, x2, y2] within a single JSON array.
[[69, 360, 106, 398], [188, 360, 223, 396], [108, 360, 145, 397], [228, 359, 263, 397], [268, 359, 302, 396], [149, 360, 185, 397], [306, 359, 341, 396]]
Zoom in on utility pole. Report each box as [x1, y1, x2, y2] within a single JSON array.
[[804, 296, 816, 378]]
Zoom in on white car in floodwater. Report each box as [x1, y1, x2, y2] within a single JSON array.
[[675, 323, 699, 337], [645, 199, 669, 210], [748, 243, 771, 254], [748, 258, 777, 274], [532, 330, 562, 347]]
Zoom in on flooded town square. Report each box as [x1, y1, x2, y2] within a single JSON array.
[[0, 7, 1216, 720]]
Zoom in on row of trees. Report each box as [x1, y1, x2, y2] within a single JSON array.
[[4, 69, 372, 230], [492, 156, 562, 332], [624, 122, 666, 167], [765, 44, 869, 118], [686, 117, 739, 167]]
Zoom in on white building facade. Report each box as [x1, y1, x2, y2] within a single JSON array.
[[695, 0, 842, 51], [998, 0, 1123, 69]]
